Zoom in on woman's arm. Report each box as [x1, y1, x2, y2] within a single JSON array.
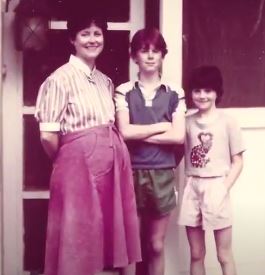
[[40, 131, 59, 159], [223, 153, 244, 190], [35, 76, 67, 160], [116, 110, 171, 140]]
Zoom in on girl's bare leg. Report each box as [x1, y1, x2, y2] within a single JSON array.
[[186, 226, 206, 275], [214, 226, 237, 275]]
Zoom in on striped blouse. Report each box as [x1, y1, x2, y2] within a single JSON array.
[[35, 55, 115, 134]]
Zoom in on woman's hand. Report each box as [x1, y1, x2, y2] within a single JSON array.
[[40, 131, 59, 160]]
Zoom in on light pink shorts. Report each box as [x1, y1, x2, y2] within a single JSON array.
[[178, 176, 232, 230]]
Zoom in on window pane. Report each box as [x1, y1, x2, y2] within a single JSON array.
[[47, 0, 129, 21], [23, 31, 71, 106], [98, 31, 130, 86], [183, 0, 265, 107], [23, 199, 48, 272], [24, 115, 52, 190]]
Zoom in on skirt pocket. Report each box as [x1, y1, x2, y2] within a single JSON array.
[[85, 134, 114, 178]]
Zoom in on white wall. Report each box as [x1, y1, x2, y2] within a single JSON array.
[[160, 0, 183, 87], [222, 108, 265, 275], [0, 6, 3, 275]]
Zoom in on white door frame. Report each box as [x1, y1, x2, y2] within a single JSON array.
[[2, 11, 24, 275], [160, 0, 183, 86], [159, 2, 187, 275]]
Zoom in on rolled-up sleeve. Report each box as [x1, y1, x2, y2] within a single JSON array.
[[177, 88, 187, 113], [34, 76, 68, 132], [227, 116, 246, 156], [171, 87, 186, 114], [114, 83, 130, 112], [107, 77, 114, 97]]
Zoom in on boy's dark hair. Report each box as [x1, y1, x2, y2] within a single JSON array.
[[67, 10, 108, 40], [188, 65, 224, 104], [130, 28, 168, 58]]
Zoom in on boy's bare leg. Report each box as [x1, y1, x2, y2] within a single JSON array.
[[214, 226, 237, 275], [186, 226, 206, 275], [147, 214, 171, 275]]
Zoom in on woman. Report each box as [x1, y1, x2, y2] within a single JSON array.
[[35, 10, 141, 275]]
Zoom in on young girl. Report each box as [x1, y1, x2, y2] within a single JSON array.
[[34, 10, 141, 275], [178, 66, 245, 275], [115, 28, 186, 275]]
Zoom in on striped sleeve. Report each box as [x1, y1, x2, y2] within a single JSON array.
[[108, 77, 114, 97], [34, 76, 68, 132]]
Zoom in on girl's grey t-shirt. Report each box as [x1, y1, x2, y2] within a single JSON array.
[[185, 110, 245, 177]]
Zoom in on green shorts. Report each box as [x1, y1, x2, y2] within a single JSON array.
[[133, 169, 177, 217]]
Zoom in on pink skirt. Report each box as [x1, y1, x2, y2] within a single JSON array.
[[44, 125, 141, 275]]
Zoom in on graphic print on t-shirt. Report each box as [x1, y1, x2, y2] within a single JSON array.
[[190, 132, 213, 168]]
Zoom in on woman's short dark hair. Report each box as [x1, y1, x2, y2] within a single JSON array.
[[188, 65, 224, 104], [67, 10, 108, 40], [130, 28, 168, 58]]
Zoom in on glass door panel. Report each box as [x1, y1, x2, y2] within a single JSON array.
[[23, 115, 52, 191], [23, 200, 48, 273], [47, 0, 130, 22]]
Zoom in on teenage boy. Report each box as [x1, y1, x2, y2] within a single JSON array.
[[115, 28, 186, 275]]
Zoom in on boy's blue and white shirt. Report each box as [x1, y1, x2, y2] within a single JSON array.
[[115, 79, 186, 114], [114, 79, 186, 169]]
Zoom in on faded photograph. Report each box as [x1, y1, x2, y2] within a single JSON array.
[[1, 1, 265, 275]]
